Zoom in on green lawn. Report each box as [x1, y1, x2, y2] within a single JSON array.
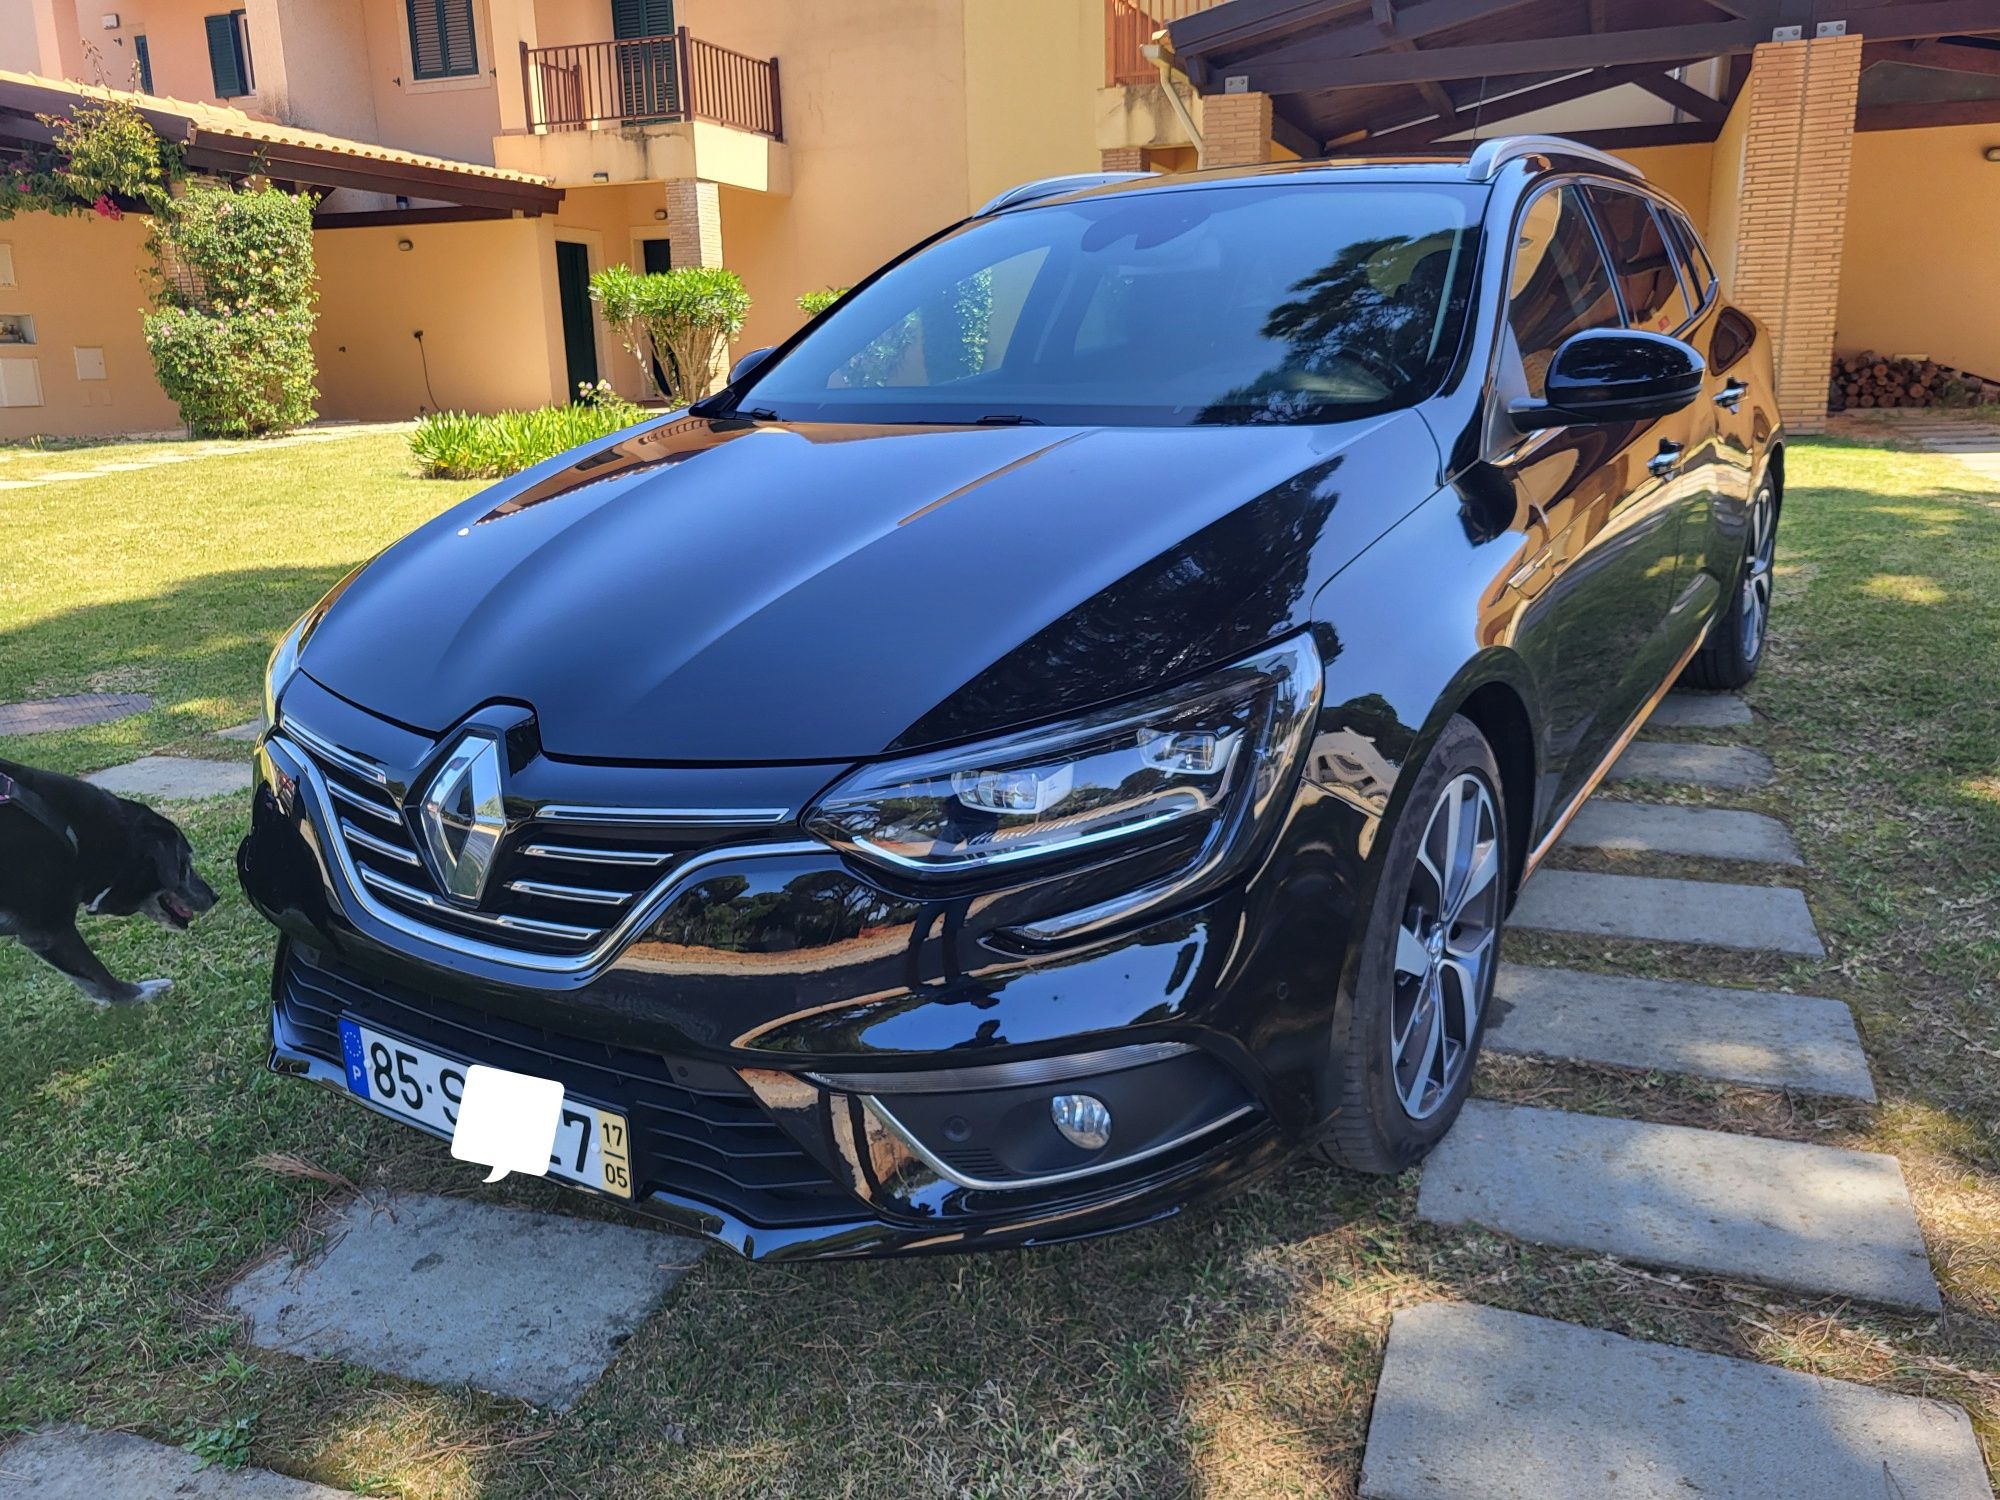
[[0, 432, 1996, 1497]]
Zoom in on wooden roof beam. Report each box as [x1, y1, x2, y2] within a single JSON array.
[[1631, 68, 1729, 119], [1238, 18, 1759, 91], [1358, 59, 1689, 146]]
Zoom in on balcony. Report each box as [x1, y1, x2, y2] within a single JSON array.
[[1105, 0, 1225, 87], [522, 30, 781, 138], [499, 29, 787, 193]]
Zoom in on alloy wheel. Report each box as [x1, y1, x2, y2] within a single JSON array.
[[1390, 773, 1502, 1120], [1740, 486, 1776, 662]]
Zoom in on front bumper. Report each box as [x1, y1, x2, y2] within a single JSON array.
[[241, 681, 1374, 1260]]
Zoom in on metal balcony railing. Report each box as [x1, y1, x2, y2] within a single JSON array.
[[1105, 0, 1226, 87], [522, 29, 782, 139]]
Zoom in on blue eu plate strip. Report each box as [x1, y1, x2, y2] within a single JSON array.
[[339, 1019, 369, 1099]]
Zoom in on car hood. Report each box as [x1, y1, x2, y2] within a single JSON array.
[[298, 411, 1438, 762]]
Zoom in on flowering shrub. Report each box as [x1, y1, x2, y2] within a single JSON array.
[[143, 181, 318, 437], [0, 93, 177, 220]]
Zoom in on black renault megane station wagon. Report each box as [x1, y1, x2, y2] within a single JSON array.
[[240, 135, 1781, 1260]]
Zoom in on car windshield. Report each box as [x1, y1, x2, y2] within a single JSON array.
[[734, 181, 1484, 427]]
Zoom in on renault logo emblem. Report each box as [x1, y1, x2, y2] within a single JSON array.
[[418, 733, 507, 904]]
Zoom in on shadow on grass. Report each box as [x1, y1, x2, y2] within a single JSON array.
[[0, 565, 353, 778]]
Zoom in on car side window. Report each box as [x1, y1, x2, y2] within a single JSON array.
[[1506, 185, 1621, 400], [1664, 210, 1716, 311], [1584, 187, 1691, 334]]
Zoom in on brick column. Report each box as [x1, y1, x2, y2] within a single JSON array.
[[1727, 33, 1862, 433], [663, 178, 724, 269], [1202, 90, 1274, 168], [1101, 147, 1149, 172]]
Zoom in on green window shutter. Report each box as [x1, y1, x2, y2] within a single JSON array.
[[611, 0, 675, 40], [133, 34, 153, 93], [205, 13, 245, 97], [407, 0, 478, 80]]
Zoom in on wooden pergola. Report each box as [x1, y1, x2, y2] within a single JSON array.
[[1164, 0, 2000, 156]]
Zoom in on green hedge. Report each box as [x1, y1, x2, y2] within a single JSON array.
[[409, 399, 647, 480]]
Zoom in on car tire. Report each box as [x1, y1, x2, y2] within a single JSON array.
[[1318, 714, 1508, 1175], [1681, 474, 1776, 691]]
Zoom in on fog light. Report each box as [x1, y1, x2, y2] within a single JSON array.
[[1051, 1093, 1111, 1151]]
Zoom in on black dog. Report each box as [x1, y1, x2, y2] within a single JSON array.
[[0, 756, 218, 1004]]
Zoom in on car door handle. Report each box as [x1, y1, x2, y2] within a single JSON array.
[[1647, 442, 1684, 477], [1714, 378, 1747, 409]]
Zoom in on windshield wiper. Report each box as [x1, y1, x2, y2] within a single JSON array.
[[975, 413, 1045, 426]]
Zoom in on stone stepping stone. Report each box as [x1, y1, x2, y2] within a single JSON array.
[[87, 756, 252, 800], [215, 716, 268, 742], [1512, 869, 1825, 957], [1646, 691, 1751, 728], [1418, 1101, 1939, 1310], [1486, 964, 1875, 1100], [1359, 1302, 1988, 1500], [0, 692, 152, 736], [1609, 740, 1774, 789], [226, 1193, 704, 1408], [0, 1427, 359, 1497], [1558, 801, 1802, 864]]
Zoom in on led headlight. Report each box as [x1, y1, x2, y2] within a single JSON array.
[[806, 633, 1321, 880]]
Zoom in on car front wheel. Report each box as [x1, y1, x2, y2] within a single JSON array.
[[1319, 714, 1507, 1174]]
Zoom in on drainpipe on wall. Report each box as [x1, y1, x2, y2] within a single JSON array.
[[1142, 41, 1205, 168]]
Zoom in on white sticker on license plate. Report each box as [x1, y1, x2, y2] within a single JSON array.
[[337, 1018, 634, 1199]]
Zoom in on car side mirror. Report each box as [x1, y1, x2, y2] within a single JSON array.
[[1510, 328, 1705, 431], [729, 346, 776, 386]]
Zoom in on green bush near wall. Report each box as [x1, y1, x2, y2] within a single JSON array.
[[409, 394, 648, 480]]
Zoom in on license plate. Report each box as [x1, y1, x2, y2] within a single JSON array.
[[337, 1018, 634, 1200]]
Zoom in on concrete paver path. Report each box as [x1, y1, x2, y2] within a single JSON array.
[[86, 756, 252, 800], [1485, 964, 1874, 1099], [1418, 1101, 1939, 1310], [226, 1194, 704, 1409], [1646, 692, 1752, 728], [1557, 801, 1802, 864], [0, 693, 152, 736], [1609, 740, 1775, 789], [1511, 869, 1825, 957], [0, 1428, 359, 1498], [1360, 1303, 1989, 1500]]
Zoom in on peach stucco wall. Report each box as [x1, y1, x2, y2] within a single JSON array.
[[1839, 123, 2000, 379], [314, 215, 567, 421], [0, 213, 181, 439]]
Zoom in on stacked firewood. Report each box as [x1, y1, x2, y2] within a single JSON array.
[[1830, 351, 2000, 411]]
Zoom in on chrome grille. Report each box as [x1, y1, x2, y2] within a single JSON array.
[[285, 726, 771, 958]]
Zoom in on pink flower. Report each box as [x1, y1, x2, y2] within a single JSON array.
[[92, 193, 123, 220]]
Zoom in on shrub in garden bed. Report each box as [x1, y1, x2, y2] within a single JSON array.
[[409, 392, 648, 480]]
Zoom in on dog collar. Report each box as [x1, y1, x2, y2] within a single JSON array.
[[0, 771, 79, 850]]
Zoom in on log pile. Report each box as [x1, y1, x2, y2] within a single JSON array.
[[1830, 351, 2000, 411]]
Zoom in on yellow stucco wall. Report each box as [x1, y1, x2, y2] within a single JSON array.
[[1618, 142, 1715, 237], [963, 0, 1103, 211], [1839, 123, 2000, 377], [0, 212, 180, 438], [314, 216, 567, 421], [678, 0, 976, 357], [1703, 80, 1753, 294]]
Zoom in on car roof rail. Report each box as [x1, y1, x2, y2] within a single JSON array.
[[975, 172, 1155, 217], [1464, 134, 1641, 184]]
